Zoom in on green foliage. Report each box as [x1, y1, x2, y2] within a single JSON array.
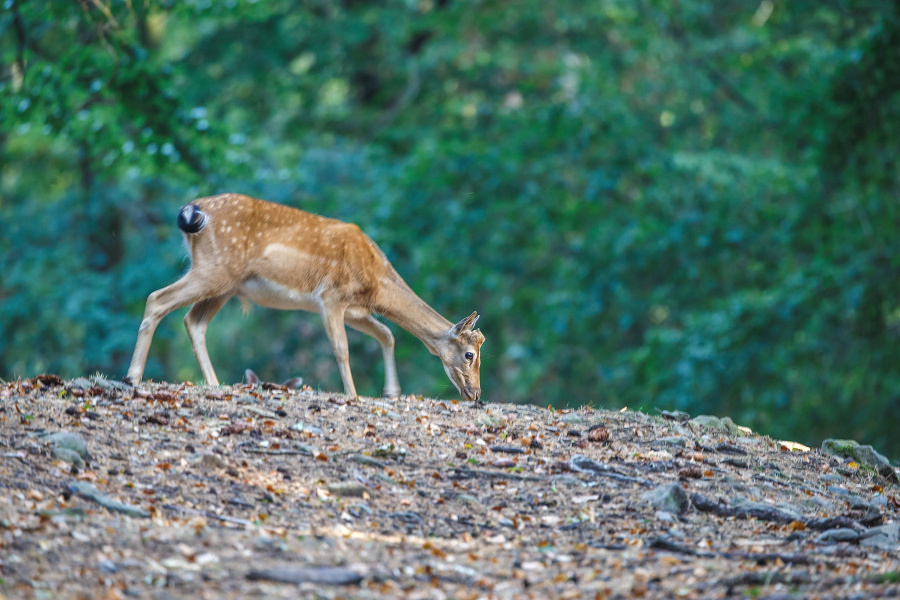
[[2, 1, 899, 458]]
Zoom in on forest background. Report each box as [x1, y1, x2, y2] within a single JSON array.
[[2, 1, 899, 458]]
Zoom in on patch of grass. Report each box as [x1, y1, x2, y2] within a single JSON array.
[[870, 572, 900, 584]]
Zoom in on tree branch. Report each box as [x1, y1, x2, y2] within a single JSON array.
[[11, 0, 28, 90]]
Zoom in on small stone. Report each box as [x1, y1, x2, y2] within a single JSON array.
[[847, 495, 875, 510], [91, 375, 132, 392], [194, 552, 220, 566], [51, 447, 85, 468], [98, 559, 119, 574], [290, 422, 324, 435], [659, 410, 691, 422], [690, 415, 724, 429], [776, 501, 806, 517], [293, 443, 317, 456], [861, 523, 899, 552], [67, 481, 150, 518], [551, 475, 582, 487], [821, 439, 898, 482], [161, 557, 201, 572], [349, 454, 382, 468], [455, 494, 480, 505], [374, 473, 396, 486], [560, 413, 585, 425], [69, 378, 93, 391], [43, 432, 93, 461], [476, 412, 506, 428], [246, 406, 279, 419], [194, 453, 228, 469], [326, 483, 369, 498], [145, 558, 168, 576], [641, 483, 690, 515], [348, 503, 373, 517], [816, 528, 861, 544], [653, 436, 688, 449], [372, 444, 406, 460], [654, 510, 676, 523], [689, 415, 740, 434], [826, 485, 849, 496]]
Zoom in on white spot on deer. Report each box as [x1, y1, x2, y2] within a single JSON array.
[[227, 226, 232, 232], [232, 237, 237, 244]]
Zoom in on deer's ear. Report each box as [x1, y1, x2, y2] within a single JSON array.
[[451, 311, 479, 337]]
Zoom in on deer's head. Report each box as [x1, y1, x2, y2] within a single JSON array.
[[441, 311, 485, 402]]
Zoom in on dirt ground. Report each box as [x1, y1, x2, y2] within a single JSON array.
[[1, 375, 898, 599]]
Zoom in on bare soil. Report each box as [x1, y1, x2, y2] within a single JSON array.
[[1, 376, 898, 600]]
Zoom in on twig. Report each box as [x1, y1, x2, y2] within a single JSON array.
[[370, 58, 421, 142], [648, 536, 819, 565], [643, 0, 761, 116], [752, 474, 824, 498], [692, 492, 867, 531], [2, 451, 29, 463], [244, 448, 313, 456], [691, 492, 798, 525], [447, 467, 544, 482], [87, 0, 120, 28], [11, 0, 27, 89], [724, 571, 814, 588]]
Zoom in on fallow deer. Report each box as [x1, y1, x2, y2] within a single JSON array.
[[126, 193, 484, 401]]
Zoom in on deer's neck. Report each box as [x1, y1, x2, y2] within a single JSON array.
[[375, 274, 451, 356]]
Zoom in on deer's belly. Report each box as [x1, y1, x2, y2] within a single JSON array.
[[236, 276, 321, 312]]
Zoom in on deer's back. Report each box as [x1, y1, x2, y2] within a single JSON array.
[[186, 194, 387, 307]]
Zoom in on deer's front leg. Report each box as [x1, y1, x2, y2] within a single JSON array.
[[127, 275, 215, 383], [128, 268, 227, 383], [346, 314, 401, 397], [321, 303, 358, 398]]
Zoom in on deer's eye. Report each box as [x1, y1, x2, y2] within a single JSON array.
[[465, 352, 475, 361]]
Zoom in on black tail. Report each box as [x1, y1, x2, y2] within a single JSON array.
[[177, 204, 208, 234]]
